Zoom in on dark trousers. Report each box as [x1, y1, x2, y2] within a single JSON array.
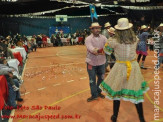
[[54, 41, 59, 46], [37, 41, 42, 47], [87, 63, 105, 98], [31, 45, 37, 51], [7, 79, 20, 107], [137, 54, 146, 62], [149, 45, 154, 51], [5, 75, 14, 86], [110, 63, 115, 69], [58, 40, 63, 46]]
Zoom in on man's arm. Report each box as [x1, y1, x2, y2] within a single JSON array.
[[0, 65, 14, 73], [97, 36, 107, 55], [0, 70, 9, 75], [85, 38, 98, 55]]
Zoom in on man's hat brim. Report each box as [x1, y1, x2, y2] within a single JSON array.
[[89, 26, 102, 29]]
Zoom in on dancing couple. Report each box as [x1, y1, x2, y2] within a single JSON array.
[[85, 18, 149, 122]]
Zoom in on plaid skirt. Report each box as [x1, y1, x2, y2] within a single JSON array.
[[100, 61, 149, 104]]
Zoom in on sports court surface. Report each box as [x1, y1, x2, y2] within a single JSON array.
[[12, 45, 163, 122]]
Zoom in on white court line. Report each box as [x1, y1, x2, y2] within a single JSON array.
[[8, 109, 15, 122], [21, 59, 28, 79], [26, 62, 85, 69], [37, 87, 46, 91], [24, 92, 31, 95], [80, 77, 87, 80], [67, 80, 74, 83], [56, 49, 85, 59], [53, 83, 61, 86]]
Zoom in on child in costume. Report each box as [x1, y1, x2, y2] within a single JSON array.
[[136, 25, 149, 69], [101, 18, 149, 122], [107, 27, 116, 69]]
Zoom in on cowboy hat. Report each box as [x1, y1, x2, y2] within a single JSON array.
[[107, 27, 115, 34], [115, 18, 133, 30], [89, 22, 102, 29], [104, 22, 111, 28], [159, 23, 163, 27], [141, 25, 148, 30]]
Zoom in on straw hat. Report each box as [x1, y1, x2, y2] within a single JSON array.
[[89, 22, 102, 29], [159, 23, 163, 27], [104, 22, 111, 28], [107, 27, 115, 34], [115, 18, 133, 30], [141, 25, 148, 30]]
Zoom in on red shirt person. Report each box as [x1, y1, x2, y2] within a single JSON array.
[[42, 35, 47, 47]]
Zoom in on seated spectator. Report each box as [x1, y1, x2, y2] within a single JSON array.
[[67, 33, 71, 45], [47, 37, 52, 47], [30, 38, 37, 52], [0, 58, 23, 109], [22, 36, 29, 53], [0, 58, 19, 91], [50, 34, 56, 47], [42, 35, 47, 47], [7, 78, 23, 109], [36, 35, 42, 48], [6, 36, 12, 48], [0, 36, 7, 52], [2, 47, 14, 59], [17, 38, 23, 47], [0, 37, 14, 59], [56, 33, 63, 46], [70, 34, 75, 45]]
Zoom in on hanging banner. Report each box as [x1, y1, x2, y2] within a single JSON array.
[[89, 4, 98, 22], [56, 15, 68, 22], [130, 0, 150, 3]]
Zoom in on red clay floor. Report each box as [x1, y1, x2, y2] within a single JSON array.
[[12, 45, 163, 122]]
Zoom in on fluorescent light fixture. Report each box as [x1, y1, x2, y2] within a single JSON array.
[[113, 1, 118, 4], [2, 0, 18, 1]]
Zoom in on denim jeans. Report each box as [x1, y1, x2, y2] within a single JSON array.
[[158, 49, 163, 67], [31, 45, 37, 51], [7, 79, 20, 107], [37, 41, 42, 47], [87, 63, 105, 98]]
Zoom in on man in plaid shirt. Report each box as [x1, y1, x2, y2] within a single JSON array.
[[85, 23, 107, 102]]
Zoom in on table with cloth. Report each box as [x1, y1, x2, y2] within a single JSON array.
[[13, 52, 23, 66], [23, 45, 28, 52], [11, 47, 27, 60], [61, 38, 67, 43], [78, 37, 84, 43], [12, 45, 28, 52], [7, 59, 20, 76], [61, 38, 69, 45], [0, 76, 9, 110]]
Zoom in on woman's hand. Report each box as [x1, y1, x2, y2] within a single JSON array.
[[97, 48, 105, 55], [92, 48, 99, 55]]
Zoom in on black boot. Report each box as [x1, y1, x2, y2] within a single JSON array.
[[135, 103, 146, 122], [111, 100, 120, 122], [137, 54, 142, 63]]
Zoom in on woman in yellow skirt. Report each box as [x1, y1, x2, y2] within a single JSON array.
[[101, 18, 149, 122]]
